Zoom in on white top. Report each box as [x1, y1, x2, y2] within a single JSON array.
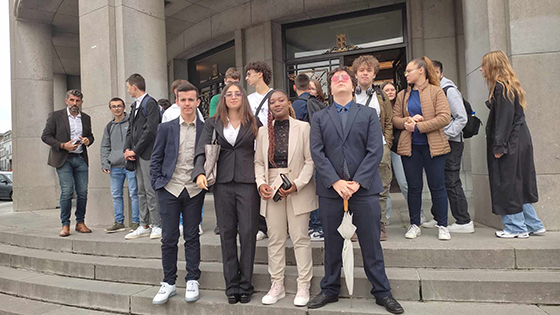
[[355, 91, 386, 145], [223, 121, 240, 147], [66, 107, 83, 153], [162, 104, 205, 123], [248, 88, 273, 127], [133, 93, 148, 117]]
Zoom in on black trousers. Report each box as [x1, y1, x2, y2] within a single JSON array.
[[158, 188, 206, 285], [429, 141, 470, 224], [319, 195, 392, 299], [214, 182, 260, 296]]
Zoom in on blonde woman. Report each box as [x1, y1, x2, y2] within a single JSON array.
[[393, 56, 451, 241], [255, 90, 317, 307], [481, 51, 545, 239]]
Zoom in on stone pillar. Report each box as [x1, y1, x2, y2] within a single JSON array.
[[463, 0, 560, 230], [53, 74, 67, 111], [78, 0, 168, 226], [11, 14, 58, 211]]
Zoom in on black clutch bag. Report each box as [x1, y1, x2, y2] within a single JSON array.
[[273, 173, 293, 202], [125, 160, 136, 172]]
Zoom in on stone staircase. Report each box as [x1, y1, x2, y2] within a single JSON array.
[[0, 198, 559, 314]]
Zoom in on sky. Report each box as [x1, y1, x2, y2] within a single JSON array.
[[0, 1, 11, 133]]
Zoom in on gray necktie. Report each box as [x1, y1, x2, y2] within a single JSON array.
[[340, 107, 350, 180]]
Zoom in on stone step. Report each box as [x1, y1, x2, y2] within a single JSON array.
[[1, 245, 559, 304], [1, 226, 558, 270], [0, 266, 555, 315], [0, 292, 118, 315]]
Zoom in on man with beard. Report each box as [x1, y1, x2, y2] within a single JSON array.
[[42, 89, 95, 237]]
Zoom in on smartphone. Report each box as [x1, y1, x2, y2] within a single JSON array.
[[72, 139, 81, 145]]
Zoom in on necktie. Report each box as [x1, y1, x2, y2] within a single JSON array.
[[340, 107, 350, 180]]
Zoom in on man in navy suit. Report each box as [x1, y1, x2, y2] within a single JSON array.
[[149, 82, 206, 305], [308, 66, 404, 314]]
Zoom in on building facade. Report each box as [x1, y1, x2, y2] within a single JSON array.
[[9, 0, 560, 229], [0, 131, 12, 172]]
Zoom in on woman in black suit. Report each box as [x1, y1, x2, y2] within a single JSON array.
[[193, 82, 260, 304]]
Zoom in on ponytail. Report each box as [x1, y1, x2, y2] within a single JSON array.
[[412, 56, 440, 86]]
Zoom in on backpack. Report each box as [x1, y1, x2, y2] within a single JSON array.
[[294, 94, 327, 123], [442, 86, 482, 139], [138, 95, 162, 123]]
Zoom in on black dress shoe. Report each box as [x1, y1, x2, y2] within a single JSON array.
[[376, 295, 404, 314], [214, 226, 220, 235], [240, 293, 251, 304], [227, 294, 239, 304], [307, 292, 338, 309]]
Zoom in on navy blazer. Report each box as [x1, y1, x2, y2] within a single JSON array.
[[149, 116, 204, 191], [310, 101, 384, 198]]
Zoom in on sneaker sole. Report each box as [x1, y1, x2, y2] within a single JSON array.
[[496, 233, 529, 239], [152, 291, 176, 305], [448, 229, 475, 234], [185, 294, 200, 303], [150, 235, 162, 239], [405, 232, 421, 239], [262, 292, 286, 305], [125, 233, 151, 240], [105, 228, 127, 233], [294, 298, 309, 307]]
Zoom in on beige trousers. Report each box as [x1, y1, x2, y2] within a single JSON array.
[[265, 168, 313, 288], [379, 144, 393, 224]]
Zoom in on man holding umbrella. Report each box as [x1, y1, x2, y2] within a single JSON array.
[[308, 66, 404, 314]]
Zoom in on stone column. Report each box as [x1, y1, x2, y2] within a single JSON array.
[[53, 74, 68, 111], [11, 15, 58, 211], [78, 0, 168, 226], [463, 0, 560, 230]]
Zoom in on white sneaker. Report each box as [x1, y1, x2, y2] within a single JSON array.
[[256, 230, 268, 241], [422, 219, 437, 228], [529, 228, 546, 236], [179, 225, 184, 236], [185, 280, 200, 302], [437, 225, 451, 240], [420, 212, 427, 225], [447, 221, 475, 233], [496, 230, 529, 239], [150, 226, 162, 239], [152, 282, 176, 305], [293, 287, 309, 307], [405, 224, 421, 239], [199, 224, 204, 235], [261, 282, 285, 305], [125, 226, 152, 240]]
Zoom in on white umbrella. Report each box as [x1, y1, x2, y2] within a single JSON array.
[[337, 199, 356, 308]]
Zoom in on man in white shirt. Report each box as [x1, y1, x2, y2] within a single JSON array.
[[352, 55, 394, 241], [245, 61, 273, 127], [162, 79, 205, 124], [245, 61, 273, 240]]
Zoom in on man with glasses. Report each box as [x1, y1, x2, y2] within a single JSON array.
[[101, 97, 140, 233], [308, 66, 403, 314]]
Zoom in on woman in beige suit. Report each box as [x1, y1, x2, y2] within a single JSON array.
[[255, 90, 317, 307]]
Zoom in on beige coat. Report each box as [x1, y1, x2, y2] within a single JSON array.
[[255, 117, 318, 217], [392, 80, 451, 157]]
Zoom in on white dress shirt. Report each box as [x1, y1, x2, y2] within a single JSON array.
[[223, 121, 240, 147], [133, 93, 148, 117], [355, 91, 386, 145], [66, 107, 83, 153], [248, 88, 273, 127]]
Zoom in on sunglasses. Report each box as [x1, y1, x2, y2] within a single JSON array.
[[332, 74, 350, 84]]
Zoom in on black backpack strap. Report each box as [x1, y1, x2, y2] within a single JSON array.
[[442, 86, 453, 95], [254, 90, 275, 117], [364, 94, 374, 107]]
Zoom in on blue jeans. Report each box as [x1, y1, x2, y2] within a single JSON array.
[[309, 209, 322, 232], [110, 167, 139, 224], [56, 155, 88, 226], [402, 145, 448, 227], [179, 206, 204, 226], [501, 203, 544, 234]]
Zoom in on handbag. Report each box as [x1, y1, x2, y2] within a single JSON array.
[[390, 87, 408, 153], [204, 128, 221, 187], [125, 159, 136, 172], [273, 173, 293, 202]]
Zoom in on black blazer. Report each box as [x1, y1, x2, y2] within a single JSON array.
[[150, 116, 204, 191], [310, 101, 384, 198], [193, 118, 258, 184], [41, 108, 94, 168], [124, 94, 160, 160]]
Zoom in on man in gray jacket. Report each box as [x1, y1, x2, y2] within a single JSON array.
[[101, 97, 140, 234], [423, 61, 473, 233]]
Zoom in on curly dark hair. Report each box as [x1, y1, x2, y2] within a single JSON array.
[[326, 66, 357, 96], [244, 61, 272, 85]]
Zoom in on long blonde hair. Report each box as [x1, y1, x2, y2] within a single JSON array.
[[411, 56, 440, 86], [482, 50, 527, 109]]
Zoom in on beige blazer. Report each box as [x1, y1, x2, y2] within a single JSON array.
[[255, 117, 318, 217]]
